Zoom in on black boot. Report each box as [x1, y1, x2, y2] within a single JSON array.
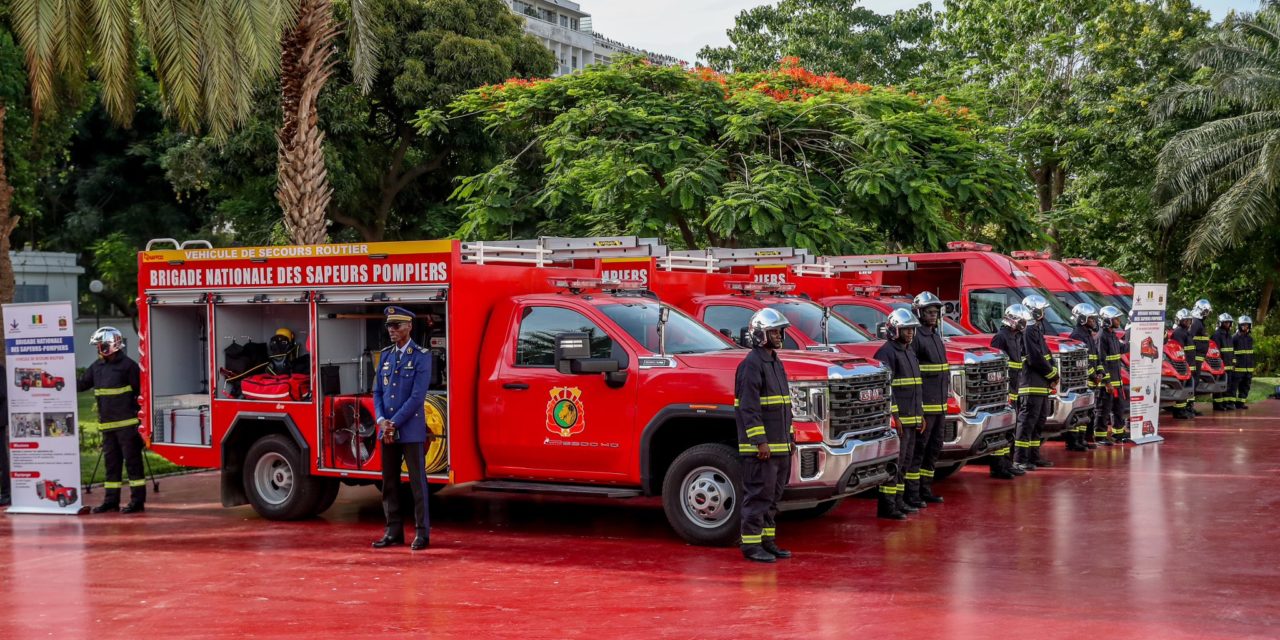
[[1032, 449, 1054, 468], [920, 478, 943, 504], [897, 492, 919, 514], [120, 502, 145, 514], [372, 531, 405, 548], [1009, 458, 1027, 476], [761, 539, 792, 559], [990, 462, 1015, 480], [877, 492, 906, 520], [91, 502, 120, 514], [742, 544, 777, 563], [903, 478, 925, 510], [1066, 432, 1086, 452]]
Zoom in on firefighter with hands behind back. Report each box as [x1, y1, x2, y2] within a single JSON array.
[[371, 306, 434, 552], [1098, 306, 1128, 443], [1211, 314, 1236, 412], [1068, 303, 1101, 452], [873, 309, 924, 520], [1233, 316, 1255, 410], [1019, 295, 1059, 470], [80, 327, 146, 514], [988, 304, 1031, 479], [909, 292, 948, 506], [735, 308, 796, 563]]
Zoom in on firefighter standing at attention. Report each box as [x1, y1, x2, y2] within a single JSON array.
[[1232, 316, 1255, 410], [909, 292, 949, 506], [1189, 299, 1214, 416], [874, 309, 924, 520], [1098, 306, 1128, 443], [1068, 303, 1101, 452], [1018, 295, 1059, 470], [989, 304, 1031, 479], [734, 308, 795, 563], [80, 327, 146, 514], [1211, 314, 1236, 412], [1171, 309, 1196, 419]]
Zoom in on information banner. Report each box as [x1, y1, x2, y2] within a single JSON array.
[[1127, 284, 1168, 445], [4, 302, 83, 514]]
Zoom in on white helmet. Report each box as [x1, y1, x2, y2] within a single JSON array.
[[885, 308, 921, 341], [90, 327, 126, 357], [1238, 315, 1253, 327], [1099, 306, 1123, 323], [1071, 302, 1099, 326], [1003, 304, 1032, 331], [1192, 299, 1212, 319], [1217, 313, 1234, 324], [912, 291, 943, 310], [1022, 294, 1050, 320], [748, 308, 790, 347], [1175, 308, 1192, 323]]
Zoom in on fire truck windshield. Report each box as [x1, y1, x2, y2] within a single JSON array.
[[886, 302, 969, 337], [768, 301, 872, 344], [969, 287, 1075, 335], [600, 302, 736, 355]]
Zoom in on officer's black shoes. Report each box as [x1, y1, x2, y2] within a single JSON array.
[[742, 545, 777, 563], [120, 503, 145, 514], [1085, 439, 1099, 449], [410, 535, 430, 551], [1066, 439, 1087, 452], [91, 502, 120, 514], [1238, 403, 1249, 410], [372, 533, 405, 548], [762, 540, 792, 559], [899, 501, 920, 514], [1097, 438, 1113, 446]]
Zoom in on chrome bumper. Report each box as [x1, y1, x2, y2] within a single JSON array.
[[1044, 389, 1095, 435], [782, 428, 900, 506], [941, 405, 1016, 461]]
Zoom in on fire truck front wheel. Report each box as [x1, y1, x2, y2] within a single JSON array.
[[55, 382, 64, 391], [243, 435, 329, 520], [662, 443, 742, 547], [57, 496, 68, 508]]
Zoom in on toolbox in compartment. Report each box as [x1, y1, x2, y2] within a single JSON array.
[[153, 404, 210, 446]]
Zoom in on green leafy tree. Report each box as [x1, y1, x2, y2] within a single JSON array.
[[1153, 5, 1280, 321], [698, 0, 935, 85], [444, 59, 1034, 252]]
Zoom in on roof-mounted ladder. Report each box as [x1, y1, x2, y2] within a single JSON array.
[[665, 246, 815, 269], [794, 255, 916, 277], [461, 236, 666, 266]]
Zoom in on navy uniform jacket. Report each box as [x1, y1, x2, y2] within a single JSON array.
[[1172, 325, 1195, 363], [912, 325, 949, 414], [78, 353, 142, 430], [1098, 327, 1124, 391], [874, 340, 923, 428], [990, 326, 1024, 403], [1190, 318, 1209, 365], [734, 347, 794, 456], [374, 339, 433, 443], [1020, 320, 1058, 396], [1232, 331, 1255, 374], [1070, 326, 1102, 389], [1211, 327, 1234, 373]]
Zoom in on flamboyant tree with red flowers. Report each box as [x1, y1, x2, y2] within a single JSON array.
[[435, 57, 1035, 252]]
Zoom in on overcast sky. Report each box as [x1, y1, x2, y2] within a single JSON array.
[[584, 0, 1266, 65]]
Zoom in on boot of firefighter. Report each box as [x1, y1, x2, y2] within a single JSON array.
[[1065, 430, 1085, 452], [920, 475, 943, 504], [1032, 446, 1054, 468], [903, 475, 924, 509], [121, 485, 146, 513], [877, 487, 906, 520], [92, 488, 122, 514]]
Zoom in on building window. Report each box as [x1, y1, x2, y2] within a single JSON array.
[[513, 0, 535, 17], [570, 18, 579, 30], [13, 284, 49, 303], [571, 55, 578, 69], [560, 15, 568, 27], [537, 7, 554, 22]]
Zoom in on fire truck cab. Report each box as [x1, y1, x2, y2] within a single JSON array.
[[138, 237, 896, 545], [1061, 259, 1134, 313], [1012, 252, 1117, 317]]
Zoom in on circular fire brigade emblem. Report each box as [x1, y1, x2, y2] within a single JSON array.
[[546, 387, 586, 437]]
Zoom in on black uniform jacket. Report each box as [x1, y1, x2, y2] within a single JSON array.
[[990, 326, 1024, 402], [1020, 320, 1058, 395], [875, 339, 923, 428], [734, 347, 794, 456], [1233, 332, 1255, 373], [1190, 318, 1209, 364], [912, 325, 949, 415], [78, 354, 142, 430], [1211, 328, 1234, 372]]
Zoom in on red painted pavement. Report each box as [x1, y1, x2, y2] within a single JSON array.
[[4, 404, 1280, 639]]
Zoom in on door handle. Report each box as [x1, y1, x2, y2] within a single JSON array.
[[503, 383, 530, 390]]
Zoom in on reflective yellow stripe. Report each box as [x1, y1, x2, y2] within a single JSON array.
[[904, 472, 921, 480], [761, 395, 791, 405], [900, 416, 923, 425], [890, 404, 899, 413], [129, 479, 146, 487], [1236, 367, 1255, 373], [762, 527, 776, 537], [1008, 362, 1024, 369], [93, 386, 132, 396], [922, 404, 947, 413], [1008, 393, 1019, 401], [100, 418, 140, 430], [741, 534, 763, 544], [892, 378, 922, 386], [1111, 381, 1122, 387], [745, 426, 766, 438], [919, 364, 949, 372], [993, 447, 1010, 456], [1106, 354, 1122, 361], [768, 443, 792, 453], [919, 469, 935, 478], [1018, 387, 1052, 395], [1183, 345, 1195, 351], [1194, 336, 1209, 341], [104, 482, 122, 489], [879, 485, 897, 494], [1030, 440, 1041, 446], [1015, 441, 1031, 448], [1237, 349, 1254, 355]]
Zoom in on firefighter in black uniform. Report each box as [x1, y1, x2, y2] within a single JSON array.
[[1189, 299, 1213, 416], [79, 327, 146, 513], [1211, 313, 1235, 411], [1019, 295, 1058, 470], [910, 292, 948, 506], [1068, 303, 1101, 452], [1098, 306, 1127, 442], [1232, 316, 1255, 410], [873, 309, 923, 520], [1171, 309, 1195, 419], [735, 308, 795, 563], [0, 363, 9, 507], [989, 304, 1031, 479]]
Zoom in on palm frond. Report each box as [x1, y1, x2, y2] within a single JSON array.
[[89, 0, 138, 127], [140, 0, 207, 133], [11, 0, 60, 119], [199, 0, 243, 138], [52, 0, 87, 77], [348, 0, 381, 93]]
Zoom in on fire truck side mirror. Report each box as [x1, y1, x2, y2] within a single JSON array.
[[554, 333, 620, 375], [875, 322, 888, 340], [738, 327, 751, 347]]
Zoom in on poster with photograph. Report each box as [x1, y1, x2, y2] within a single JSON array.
[[1127, 284, 1167, 445], [4, 302, 83, 514]]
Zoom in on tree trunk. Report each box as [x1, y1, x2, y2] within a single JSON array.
[[1258, 267, 1276, 325], [0, 103, 20, 305], [277, 0, 338, 245]]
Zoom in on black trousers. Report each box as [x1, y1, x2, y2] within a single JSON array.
[[0, 421, 9, 499], [884, 423, 917, 504], [102, 426, 146, 504], [740, 454, 790, 546], [1092, 388, 1113, 438], [1016, 395, 1048, 463], [381, 441, 430, 536], [917, 413, 945, 492], [1235, 372, 1253, 405], [1108, 385, 1127, 434]]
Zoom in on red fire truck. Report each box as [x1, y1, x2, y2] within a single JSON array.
[[15, 368, 66, 391], [1061, 259, 1134, 313], [628, 248, 1015, 481], [823, 243, 1097, 437], [137, 237, 897, 545], [36, 479, 78, 507], [1012, 252, 1116, 314]]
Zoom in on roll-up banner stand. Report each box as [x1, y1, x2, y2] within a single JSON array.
[[1127, 284, 1167, 445]]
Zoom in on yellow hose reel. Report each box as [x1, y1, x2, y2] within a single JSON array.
[[403, 394, 448, 474]]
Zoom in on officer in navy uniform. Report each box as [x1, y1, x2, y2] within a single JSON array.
[[371, 306, 434, 551]]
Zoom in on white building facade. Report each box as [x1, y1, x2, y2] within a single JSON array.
[[507, 0, 682, 76]]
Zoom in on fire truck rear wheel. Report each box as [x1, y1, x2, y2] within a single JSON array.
[[58, 496, 68, 508], [662, 443, 742, 547], [55, 382, 64, 391], [931, 461, 965, 482], [243, 435, 326, 520], [315, 477, 342, 514]]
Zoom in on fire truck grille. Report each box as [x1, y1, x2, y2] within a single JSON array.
[[1055, 350, 1089, 393], [963, 356, 1010, 411], [828, 373, 892, 442], [1207, 355, 1223, 371], [1170, 357, 1189, 377]]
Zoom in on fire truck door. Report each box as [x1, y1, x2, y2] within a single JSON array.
[[484, 304, 635, 480]]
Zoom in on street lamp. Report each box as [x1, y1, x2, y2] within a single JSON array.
[[89, 279, 104, 328]]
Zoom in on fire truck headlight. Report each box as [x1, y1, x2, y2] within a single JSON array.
[[790, 383, 828, 424]]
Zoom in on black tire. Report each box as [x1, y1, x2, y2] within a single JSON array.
[[36, 484, 43, 499], [931, 461, 966, 482], [661, 443, 742, 547], [57, 496, 68, 508], [21, 383, 29, 391], [55, 382, 64, 391], [784, 498, 843, 520], [314, 478, 341, 515], [242, 434, 326, 520]]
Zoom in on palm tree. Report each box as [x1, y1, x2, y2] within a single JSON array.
[[1153, 6, 1280, 259]]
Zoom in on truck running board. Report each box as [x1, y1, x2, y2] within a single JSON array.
[[472, 480, 642, 499]]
